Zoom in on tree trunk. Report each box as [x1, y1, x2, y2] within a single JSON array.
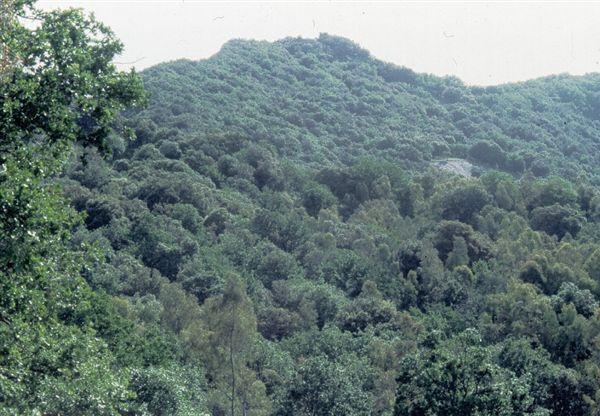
[[230, 307, 236, 416]]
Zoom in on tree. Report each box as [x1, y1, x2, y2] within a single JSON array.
[[445, 236, 469, 269], [133, 213, 198, 279], [130, 365, 209, 415], [530, 204, 583, 239], [497, 337, 591, 415], [158, 282, 202, 334], [528, 177, 578, 210], [280, 355, 373, 416], [468, 140, 506, 167], [439, 183, 492, 223], [302, 184, 337, 217], [0, 1, 145, 412], [251, 242, 303, 287], [551, 282, 598, 318], [1, 4, 145, 153], [5, 7, 600, 414], [584, 248, 600, 284], [337, 280, 399, 332], [394, 331, 540, 416], [416, 241, 446, 304], [204, 207, 230, 236], [200, 279, 270, 416], [432, 220, 491, 264]]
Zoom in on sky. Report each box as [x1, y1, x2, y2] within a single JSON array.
[[38, 1, 600, 86]]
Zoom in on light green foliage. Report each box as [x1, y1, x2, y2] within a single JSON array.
[[199, 279, 271, 416], [0, 0, 149, 413], [130, 366, 209, 416]]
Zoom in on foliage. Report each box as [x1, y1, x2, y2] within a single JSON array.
[[5, 8, 600, 414]]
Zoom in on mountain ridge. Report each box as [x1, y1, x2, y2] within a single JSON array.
[[152, 35, 600, 88], [130, 33, 600, 181]]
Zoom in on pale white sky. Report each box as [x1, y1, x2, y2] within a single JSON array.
[[38, 1, 600, 86]]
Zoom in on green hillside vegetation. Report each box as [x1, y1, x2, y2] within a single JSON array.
[[4, 2, 600, 415], [137, 35, 600, 180]]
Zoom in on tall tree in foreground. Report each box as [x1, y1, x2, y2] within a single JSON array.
[[0, 1, 145, 413], [200, 279, 270, 416]]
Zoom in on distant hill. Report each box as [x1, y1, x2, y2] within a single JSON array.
[[132, 34, 600, 181]]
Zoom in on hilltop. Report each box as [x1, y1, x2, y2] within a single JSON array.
[[132, 34, 600, 180]]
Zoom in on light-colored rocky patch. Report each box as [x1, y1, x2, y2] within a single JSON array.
[[432, 158, 474, 177]]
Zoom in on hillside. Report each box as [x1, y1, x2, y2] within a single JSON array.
[[134, 34, 600, 180], [5, 13, 600, 415], [55, 35, 600, 415]]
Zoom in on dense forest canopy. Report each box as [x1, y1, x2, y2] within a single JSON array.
[[3, 2, 600, 415], [138, 35, 600, 180]]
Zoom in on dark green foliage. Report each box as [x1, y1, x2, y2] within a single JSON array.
[[552, 283, 598, 318], [395, 331, 544, 415], [204, 207, 230, 236], [528, 176, 579, 209], [337, 281, 399, 332], [530, 204, 583, 239], [159, 141, 182, 159], [440, 183, 492, 223], [433, 220, 491, 263], [445, 236, 469, 269], [519, 260, 546, 286], [130, 366, 208, 415], [302, 184, 337, 217], [280, 355, 373, 416], [133, 213, 198, 279], [468, 140, 506, 167]]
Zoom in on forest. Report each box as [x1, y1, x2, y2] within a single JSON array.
[[3, 1, 600, 415]]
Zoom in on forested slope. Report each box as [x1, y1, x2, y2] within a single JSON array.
[[136, 34, 600, 179], [56, 35, 600, 415], [5, 7, 600, 414]]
